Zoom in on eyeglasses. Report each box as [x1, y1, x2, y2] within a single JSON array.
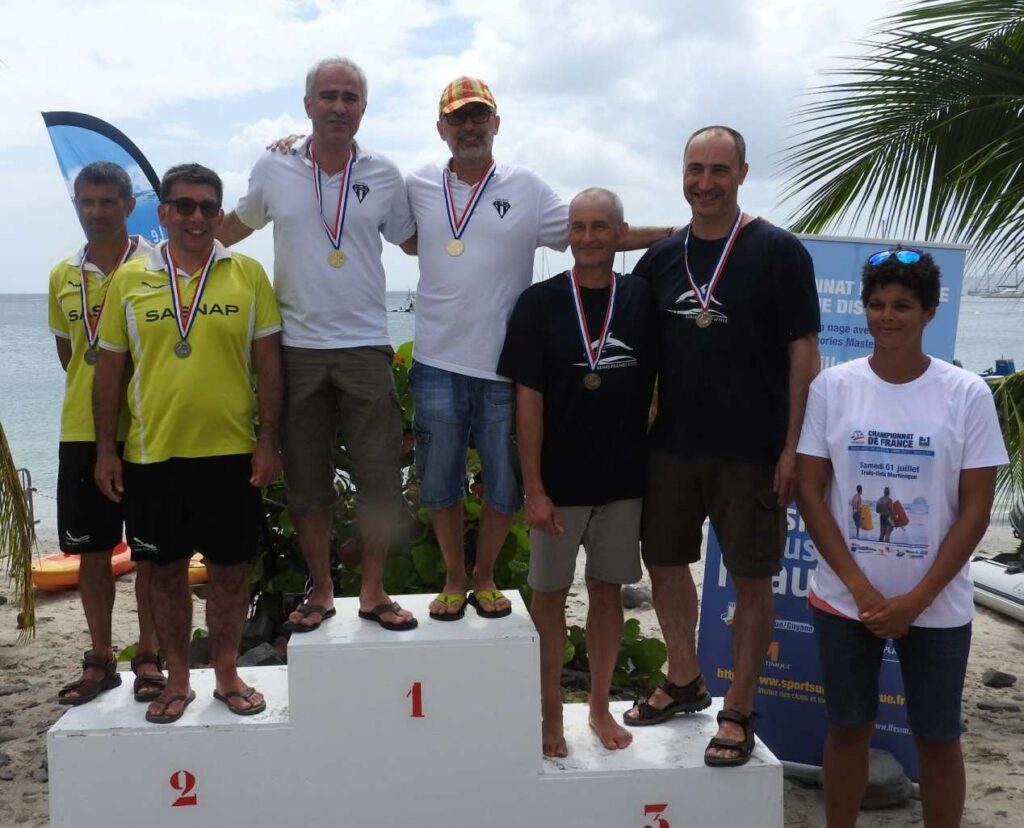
[[162, 197, 221, 218], [444, 107, 494, 126], [867, 248, 923, 267]]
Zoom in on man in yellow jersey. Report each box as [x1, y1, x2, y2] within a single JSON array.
[[94, 164, 283, 723], [48, 161, 164, 706]]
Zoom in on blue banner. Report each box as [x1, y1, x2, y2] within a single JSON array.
[[696, 235, 967, 780], [42, 111, 165, 245]]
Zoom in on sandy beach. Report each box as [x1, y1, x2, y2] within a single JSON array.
[[1, 521, 1022, 827]]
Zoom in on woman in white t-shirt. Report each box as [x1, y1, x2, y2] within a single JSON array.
[[795, 249, 1007, 828]]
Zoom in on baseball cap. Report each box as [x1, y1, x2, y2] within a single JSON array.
[[438, 76, 497, 117]]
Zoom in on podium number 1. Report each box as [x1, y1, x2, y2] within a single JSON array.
[[643, 803, 670, 828], [170, 770, 197, 807], [407, 681, 424, 718]]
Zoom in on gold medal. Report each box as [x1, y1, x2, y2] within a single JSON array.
[[446, 239, 465, 257], [583, 372, 602, 391], [696, 309, 712, 328], [328, 249, 346, 268]]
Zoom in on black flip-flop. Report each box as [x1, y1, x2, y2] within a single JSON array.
[[358, 602, 418, 631], [213, 685, 267, 716], [282, 602, 336, 634], [145, 690, 196, 724]]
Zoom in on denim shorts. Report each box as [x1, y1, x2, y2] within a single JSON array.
[[409, 361, 521, 513], [812, 607, 971, 744]]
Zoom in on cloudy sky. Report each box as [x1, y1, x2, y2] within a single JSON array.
[[1, 0, 896, 293]]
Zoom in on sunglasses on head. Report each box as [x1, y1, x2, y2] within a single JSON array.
[[163, 197, 221, 218], [867, 248, 923, 267]]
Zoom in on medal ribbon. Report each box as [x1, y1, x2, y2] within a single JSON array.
[[163, 242, 217, 344], [309, 142, 356, 253], [443, 161, 496, 241], [683, 209, 745, 313], [569, 268, 616, 371], [79, 237, 133, 348]]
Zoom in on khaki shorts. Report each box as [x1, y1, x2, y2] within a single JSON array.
[[641, 452, 784, 578], [281, 345, 402, 517], [528, 498, 643, 592]]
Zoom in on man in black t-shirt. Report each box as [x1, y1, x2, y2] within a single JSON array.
[[498, 188, 657, 758], [623, 127, 821, 768]]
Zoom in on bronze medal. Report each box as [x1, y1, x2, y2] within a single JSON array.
[[583, 372, 602, 391], [84, 346, 99, 365]]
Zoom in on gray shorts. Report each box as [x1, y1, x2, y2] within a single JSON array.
[[528, 498, 643, 592], [281, 345, 402, 517]]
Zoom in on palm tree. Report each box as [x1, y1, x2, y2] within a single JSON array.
[[781, 0, 1024, 514], [780, 0, 1024, 269], [0, 420, 35, 637]]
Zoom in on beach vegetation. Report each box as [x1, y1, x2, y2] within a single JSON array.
[[0, 420, 35, 637]]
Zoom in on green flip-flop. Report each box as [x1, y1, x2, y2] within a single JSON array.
[[429, 592, 467, 621]]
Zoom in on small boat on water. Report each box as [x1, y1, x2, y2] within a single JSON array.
[[390, 290, 415, 313], [31, 545, 208, 592], [979, 357, 1017, 378], [971, 551, 1024, 623]]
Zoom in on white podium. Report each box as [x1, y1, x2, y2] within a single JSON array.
[[48, 593, 782, 827]]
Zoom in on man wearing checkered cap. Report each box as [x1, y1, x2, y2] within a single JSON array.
[[402, 77, 672, 623]]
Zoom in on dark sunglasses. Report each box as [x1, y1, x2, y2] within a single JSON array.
[[867, 248, 922, 267], [445, 107, 493, 126], [163, 197, 221, 218]]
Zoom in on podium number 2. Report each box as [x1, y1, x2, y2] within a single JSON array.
[[407, 681, 424, 717], [643, 803, 669, 828], [170, 770, 197, 807]]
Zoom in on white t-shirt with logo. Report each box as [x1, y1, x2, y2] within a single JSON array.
[[797, 357, 1008, 628], [406, 162, 568, 381], [236, 139, 416, 349]]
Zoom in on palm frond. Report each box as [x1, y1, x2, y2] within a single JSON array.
[[0, 421, 35, 638], [992, 372, 1024, 509], [780, 1, 1024, 269]]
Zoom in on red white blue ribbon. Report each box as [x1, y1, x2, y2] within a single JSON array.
[[309, 142, 355, 254], [79, 236, 133, 349], [569, 268, 616, 371], [162, 242, 217, 344], [683, 210, 745, 312], [443, 161, 496, 241]]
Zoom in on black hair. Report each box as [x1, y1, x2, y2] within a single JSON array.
[[160, 163, 223, 204], [861, 250, 941, 310], [74, 161, 133, 201]]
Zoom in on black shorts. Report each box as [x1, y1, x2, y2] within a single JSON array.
[[641, 452, 785, 578], [123, 454, 262, 567], [57, 441, 124, 554]]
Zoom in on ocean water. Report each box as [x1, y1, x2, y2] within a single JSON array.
[[1, 291, 1021, 538]]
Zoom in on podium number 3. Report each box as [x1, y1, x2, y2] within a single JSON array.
[[407, 682, 424, 718], [170, 770, 197, 807], [643, 803, 670, 828]]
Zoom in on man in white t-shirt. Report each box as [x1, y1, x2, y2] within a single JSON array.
[[218, 56, 419, 633], [403, 77, 673, 621]]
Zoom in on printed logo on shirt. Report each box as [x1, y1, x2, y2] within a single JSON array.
[[144, 304, 240, 322], [493, 199, 510, 218], [352, 182, 370, 203], [141, 280, 170, 291], [667, 288, 727, 325], [850, 430, 866, 444], [918, 435, 931, 447], [571, 333, 638, 370]]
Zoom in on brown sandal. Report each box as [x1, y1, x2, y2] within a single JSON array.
[[57, 650, 122, 706], [130, 652, 167, 702]]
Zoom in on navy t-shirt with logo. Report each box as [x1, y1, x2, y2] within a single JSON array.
[[634, 219, 820, 467], [497, 271, 657, 506]]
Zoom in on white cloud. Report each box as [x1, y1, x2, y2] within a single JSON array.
[[1, 0, 894, 292]]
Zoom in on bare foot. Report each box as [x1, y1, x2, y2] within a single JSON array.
[[589, 710, 633, 750], [542, 717, 568, 758]]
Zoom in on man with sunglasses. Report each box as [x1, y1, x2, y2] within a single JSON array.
[[47, 161, 163, 707], [403, 77, 672, 622], [623, 126, 821, 768], [218, 56, 418, 634], [94, 163, 283, 723]]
